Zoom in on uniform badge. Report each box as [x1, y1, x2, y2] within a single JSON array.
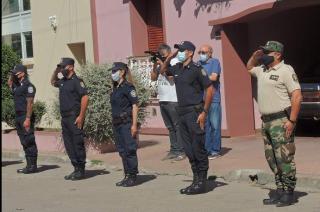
[[292, 74, 298, 82], [201, 69, 207, 76], [80, 81, 85, 88], [269, 75, 279, 81], [28, 86, 34, 94], [130, 90, 137, 98]]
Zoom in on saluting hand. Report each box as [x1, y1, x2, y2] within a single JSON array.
[[23, 118, 31, 132], [252, 49, 263, 61], [197, 112, 206, 130], [131, 124, 138, 138], [283, 121, 295, 139], [74, 115, 84, 129]]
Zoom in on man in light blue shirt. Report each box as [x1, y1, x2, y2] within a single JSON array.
[[198, 44, 222, 159]]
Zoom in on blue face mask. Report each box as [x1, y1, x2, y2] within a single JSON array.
[[111, 71, 120, 82], [177, 51, 186, 62], [199, 54, 208, 62]]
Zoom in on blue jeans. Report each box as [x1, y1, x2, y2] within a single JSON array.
[[205, 102, 222, 154]]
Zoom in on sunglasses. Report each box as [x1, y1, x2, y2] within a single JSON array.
[[198, 51, 208, 54]]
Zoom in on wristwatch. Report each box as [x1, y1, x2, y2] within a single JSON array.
[[203, 109, 208, 114], [288, 119, 296, 124]]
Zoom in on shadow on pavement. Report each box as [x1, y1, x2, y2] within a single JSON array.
[[220, 147, 232, 156], [2, 160, 23, 167], [85, 169, 110, 179], [138, 140, 159, 149], [266, 189, 308, 204], [207, 179, 228, 193], [135, 174, 157, 186], [37, 165, 60, 173]]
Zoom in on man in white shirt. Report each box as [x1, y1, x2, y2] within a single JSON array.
[[151, 44, 185, 161]]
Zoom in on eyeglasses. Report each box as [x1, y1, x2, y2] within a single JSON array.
[[198, 51, 208, 54]]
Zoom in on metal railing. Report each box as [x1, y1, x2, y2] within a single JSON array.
[[128, 56, 158, 98]]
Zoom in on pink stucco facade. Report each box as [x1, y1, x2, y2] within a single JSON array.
[[91, 0, 320, 137], [93, 0, 133, 63]]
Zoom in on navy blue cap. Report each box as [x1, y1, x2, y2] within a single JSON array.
[[110, 62, 128, 73], [57, 57, 75, 67], [11, 64, 27, 74], [174, 41, 196, 52]]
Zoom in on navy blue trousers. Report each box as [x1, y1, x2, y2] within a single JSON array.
[[15, 114, 38, 157], [113, 122, 138, 175]]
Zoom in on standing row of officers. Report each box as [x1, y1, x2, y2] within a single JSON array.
[[8, 40, 302, 207]]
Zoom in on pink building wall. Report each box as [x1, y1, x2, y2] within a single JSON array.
[[90, 0, 279, 135], [94, 0, 134, 63], [129, 2, 149, 56], [161, 0, 276, 132]]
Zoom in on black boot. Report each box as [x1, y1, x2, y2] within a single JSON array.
[[184, 172, 207, 195], [64, 167, 77, 180], [17, 157, 37, 174], [71, 167, 85, 181], [276, 190, 296, 207], [180, 174, 199, 194], [122, 174, 137, 187], [116, 174, 129, 186], [263, 188, 283, 205]]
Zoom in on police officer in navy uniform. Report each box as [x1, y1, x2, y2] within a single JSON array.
[[7, 64, 38, 174], [160, 41, 214, 194], [51, 58, 89, 180], [110, 62, 139, 187]]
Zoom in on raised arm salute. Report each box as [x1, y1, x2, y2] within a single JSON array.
[[247, 41, 302, 207]]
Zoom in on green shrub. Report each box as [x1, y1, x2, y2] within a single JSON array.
[[1, 99, 47, 128], [2, 99, 16, 127], [1, 45, 21, 101], [77, 63, 151, 143], [33, 101, 47, 126]]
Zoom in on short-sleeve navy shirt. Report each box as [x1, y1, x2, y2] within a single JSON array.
[[54, 74, 88, 113], [167, 61, 211, 107], [110, 81, 138, 118], [12, 78, 36, 112]]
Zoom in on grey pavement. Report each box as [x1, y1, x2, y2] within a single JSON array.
[[2, 159, 320, 212]]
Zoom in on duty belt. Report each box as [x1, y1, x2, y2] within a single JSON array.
[[176, 103, 204, 116], [261, 111, 287, 123], [112, 112, 132, 126]]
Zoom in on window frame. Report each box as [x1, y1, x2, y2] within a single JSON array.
[[1, 0, 31, 18]]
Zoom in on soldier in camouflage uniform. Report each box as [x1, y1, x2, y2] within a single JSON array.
[[247, 41, 302, 207]]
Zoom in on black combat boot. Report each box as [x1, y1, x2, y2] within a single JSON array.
[[116, 174, 129, 186], [17, 157, 37, 174], [71, 166, 85, 181], [121, 174, 137, 187], [276, 189, 296, 207], [64, 167, 78, 180], [184, 172, 207, 195], [263, 188, 283, 205], [180, 173, 199, 194]]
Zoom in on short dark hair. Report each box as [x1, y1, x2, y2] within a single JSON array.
[[158, 44, 171, 52]]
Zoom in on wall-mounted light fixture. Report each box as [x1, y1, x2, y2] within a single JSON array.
[[48, 15, 58, 32]]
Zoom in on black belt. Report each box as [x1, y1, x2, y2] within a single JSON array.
[[112, 112, 132, 126], [261, 111, 287, 123], [176, 103, 203, 116]]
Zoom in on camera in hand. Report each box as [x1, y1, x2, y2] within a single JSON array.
[[144, 51, 166, 63]]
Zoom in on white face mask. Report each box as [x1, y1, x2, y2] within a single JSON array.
[[177, 51, 187, 62], [111, 71, 120, 82], [199, 53, 208, 62]]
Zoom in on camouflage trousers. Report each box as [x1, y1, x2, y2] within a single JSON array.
[[262, 117, 297, 191]]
